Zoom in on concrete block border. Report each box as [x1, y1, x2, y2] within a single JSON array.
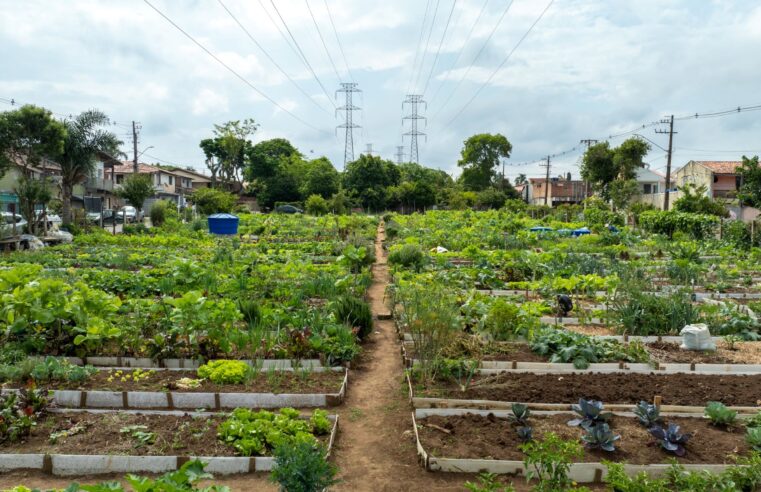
[[0, 414, 339, 476], [34, 357, 325, 370], [411, 410, 742, 481], [3, 369, 348, 410]]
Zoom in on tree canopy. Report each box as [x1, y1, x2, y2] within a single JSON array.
[[581, 137, 651, 197], [457, 133, 512, 191], [738, 155, 761, 208]]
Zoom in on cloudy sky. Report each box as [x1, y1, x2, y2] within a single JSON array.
[[2, 0, 761, 181]]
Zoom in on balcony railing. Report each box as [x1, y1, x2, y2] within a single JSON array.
[[86, 178, 114, 191]]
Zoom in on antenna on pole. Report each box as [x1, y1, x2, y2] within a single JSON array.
[[402, 94, 426, 164], [336, 82, 361, 168]]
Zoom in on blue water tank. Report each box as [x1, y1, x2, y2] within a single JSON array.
[[207, 213, 239, 235]]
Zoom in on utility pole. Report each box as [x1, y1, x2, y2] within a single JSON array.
[[579, 139, 598, 203], [541, 155, 551, 206], [132, 121, 141, 174], [403, 95, 426, 164], [655, 115, 676, 210], [336, 83, 361, 168], [395, 145, 406, 164]]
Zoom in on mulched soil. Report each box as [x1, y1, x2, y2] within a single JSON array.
[[3, 369, 345, 394], [417, 413, 751, 465], [420, 372, 761, 406], [1, 412, 236, 456]]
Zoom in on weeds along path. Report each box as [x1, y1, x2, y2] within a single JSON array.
[[331, 223, 467, 492]]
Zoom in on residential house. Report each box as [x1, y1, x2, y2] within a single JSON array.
[[0, 155, 83, 213], [526, 177, 590, 206], [674, 160, 742, 199], [164, 167, 212, 192], [636, 167, 665, 195], [112, 162, 184, 212]]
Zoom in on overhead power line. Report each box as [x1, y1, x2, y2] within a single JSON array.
[[304, 0, 342, 83], [322, 0, 354, 82], [268, 0, 338, 111], [216, 0, 332, 115], [0, 96, 132, 129], [142, 0, 328, 134], [428, 0, 490, 106], [421, 0, 458, 96], [432, 0, 515, 118], [412, 0, 442, 92], [407, 0, 433, 95], [442, 0, 554, 128], [509, 102, 761, 168]]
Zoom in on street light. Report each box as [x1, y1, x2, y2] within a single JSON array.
[[136, 146, 154, 159]]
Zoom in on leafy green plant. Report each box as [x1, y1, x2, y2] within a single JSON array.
[[388, 243, 427, 271], [746, 427, 761, 451], [649, 423, 692, 456], [197, 360, 252, 385], [120, 425, 156, 448], [581, 423, 620, 452], [516, 426, 533, 443], [529, 327, 649, 369], [603, 461, 671, 491], [632, 401, 661, 428], [508, 403, 530, 426], [0, 390, 48, 444], [464, 472, 516, 492], [520, 432, 583, 492], [269, 441, 338, 492], [704, 401, 737, 428], [0, 357, 97, 385], [217, 408, 330, 457], [568, 398, 612, 430]]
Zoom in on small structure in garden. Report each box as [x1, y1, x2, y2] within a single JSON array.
[[207, 213, 239, 235], [680, 324, 716, 351]]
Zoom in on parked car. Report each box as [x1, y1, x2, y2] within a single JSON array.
[[87, 209, 116, 224], [274, 204, 303, 214], [118, 206, 143, 223], [0, 212, 28, 236]]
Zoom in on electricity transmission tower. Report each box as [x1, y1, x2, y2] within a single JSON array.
[[336, 83, 361, 167], [395, 145, 406, 164], [402, 94, 426, 164]]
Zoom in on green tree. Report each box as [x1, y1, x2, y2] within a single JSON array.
[[608, 179, 640, 211], [581, 137, 650, 197], [514, 173, 527, 186], [457, 133, 512, 191], [117, 174, 154, 215], [343, 155, 400, 211], [301, 157, 339, 198], [476, 188, 509, 210], [0, 105, 66, 234], [0, 105, 66, 173], [58, 110, 122, 225], [613, 138, 650, 180], [329, 189, 352, 214], [305, 194, 329, 215], [190, 187, 238, 215], [738, 155, 761, 207], [245, 138, 300, 181]]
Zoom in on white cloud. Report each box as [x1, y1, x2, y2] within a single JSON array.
[[192, 89, 229, 115]]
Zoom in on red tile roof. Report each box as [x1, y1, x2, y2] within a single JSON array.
[[113, 163, 164, 174], [695, 161, 741, 174]]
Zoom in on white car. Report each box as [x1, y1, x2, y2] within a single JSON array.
[[0, 212, 28, 236], [118, 206, 143, 222]]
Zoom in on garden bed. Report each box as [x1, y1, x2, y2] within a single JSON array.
[[3, 369, 348, 410], [412, 409, 753, 480], [0, 409, 339, 476], [413, 372, 761, 407]]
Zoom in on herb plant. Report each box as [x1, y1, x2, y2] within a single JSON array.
[[269, 441, 339, 492], [520, 432, 583, 492]]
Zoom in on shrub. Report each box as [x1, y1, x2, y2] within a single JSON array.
[[190, 188, 238, 215], [332, 296, 373, 341], [270, 441, 338, 492], [149, 200, 177, 227], [197, 360, 252, 384], [639, 210, 719, 240], [388, 243, 427, 271], [305, 194, 329, 216], [483, 298, 538, 340]]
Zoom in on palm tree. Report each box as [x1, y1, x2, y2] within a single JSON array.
[[58, 110, 122, 225]]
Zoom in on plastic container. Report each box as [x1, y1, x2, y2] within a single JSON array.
[[207, 213, 239, 235]]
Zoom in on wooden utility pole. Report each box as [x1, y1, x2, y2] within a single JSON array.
[[656, 115, 676, 210], [542, 156, 551, 206], [132, 121, 139, 174]]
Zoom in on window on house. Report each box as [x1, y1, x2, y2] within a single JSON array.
[[714, 175, 719, 183], [644, 184, 652, 194], [168, 176, 173, 185], [116, 175, 123, 184]]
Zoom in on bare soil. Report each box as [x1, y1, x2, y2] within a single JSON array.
[[4, 368, 345, 394], [420, 372, 761, 406], [418, 413, 751, 464], [1, 412, 236, 456]]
